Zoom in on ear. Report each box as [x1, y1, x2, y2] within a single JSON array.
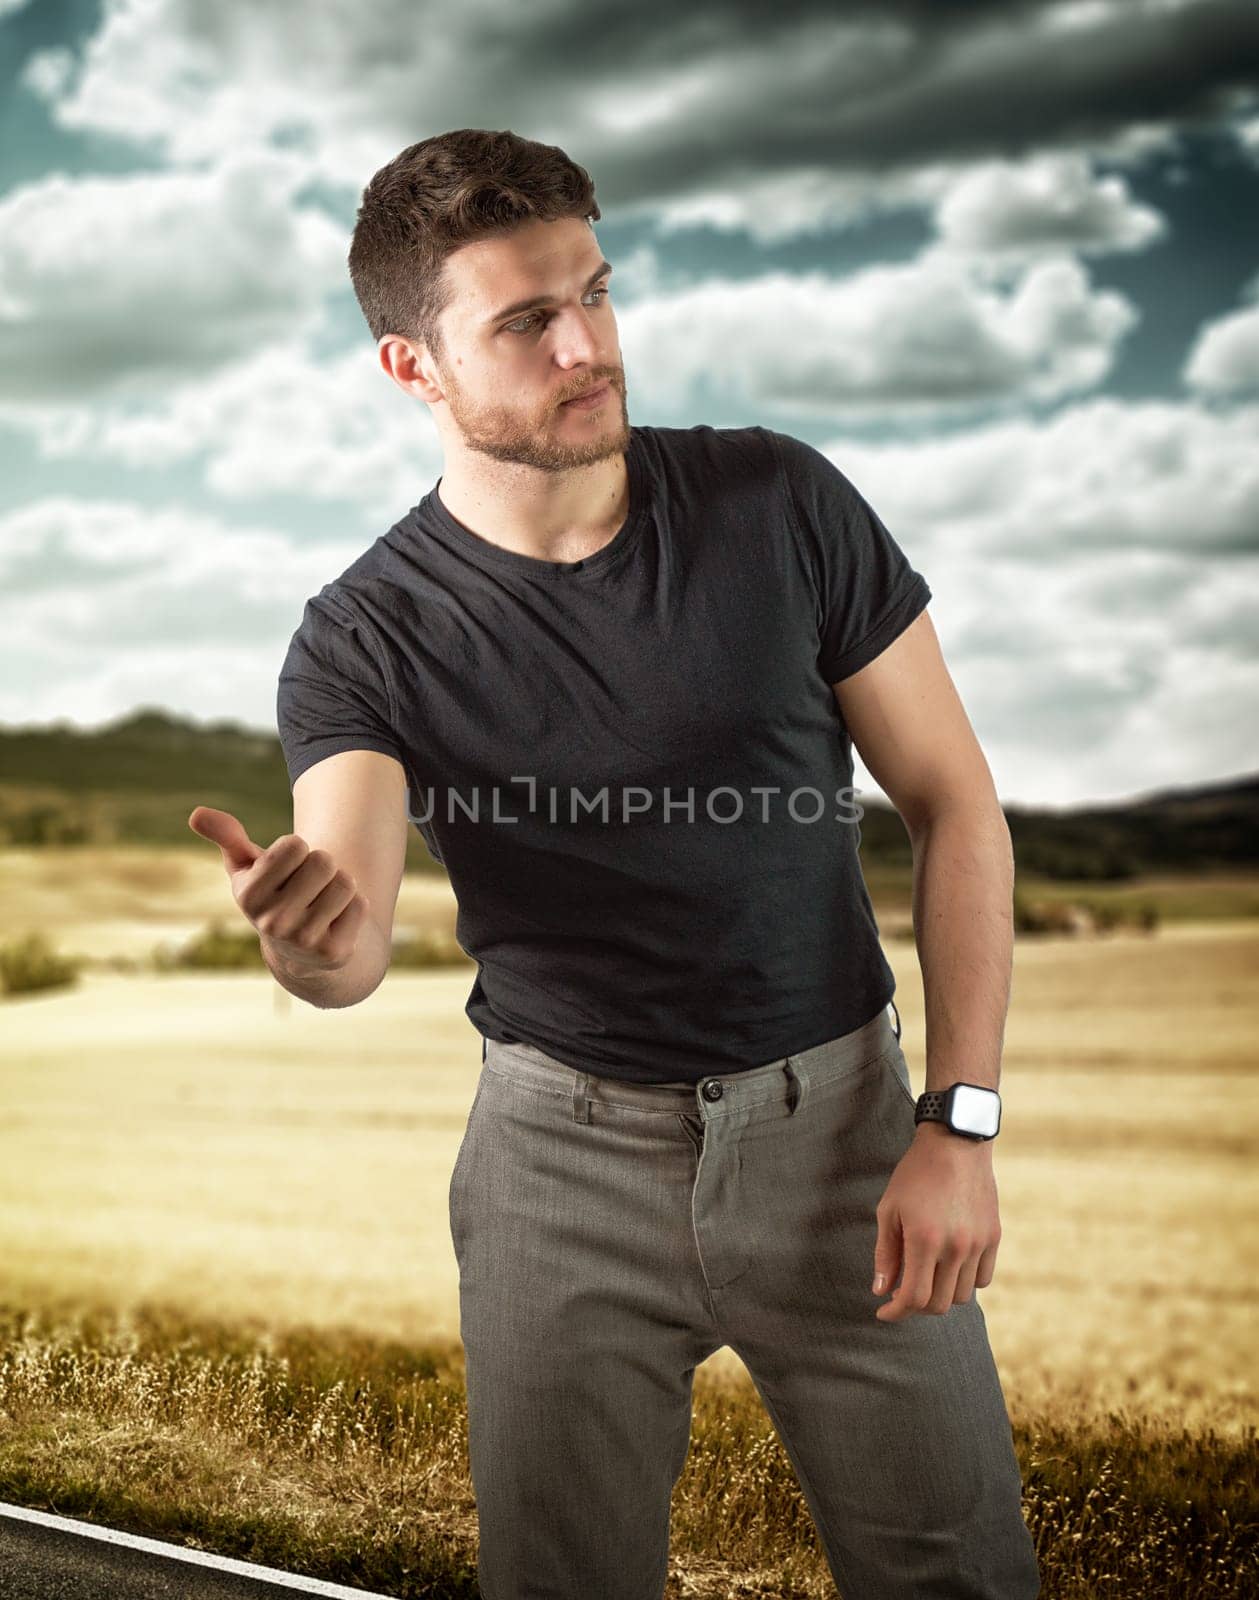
[[381, 334, 444, 404]]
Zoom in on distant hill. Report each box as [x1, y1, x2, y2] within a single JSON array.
[[0, 708, 1255, 878], [855, 771, 1259, 877], [0, 706, 442, 863]]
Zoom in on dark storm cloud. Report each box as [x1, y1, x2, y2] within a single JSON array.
[[497, 0, 1259, 203]]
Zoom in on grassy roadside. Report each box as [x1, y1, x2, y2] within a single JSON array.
[[0, 1296, 1254, 1598]]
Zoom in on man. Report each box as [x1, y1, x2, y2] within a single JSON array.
[[191, 129, 1040, 1598]]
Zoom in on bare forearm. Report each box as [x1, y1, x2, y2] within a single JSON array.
[[261, 916, 391, 1008], [906, 802, 1014, 1096]]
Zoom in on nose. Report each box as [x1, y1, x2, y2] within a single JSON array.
[[549, 304, 611, 369]]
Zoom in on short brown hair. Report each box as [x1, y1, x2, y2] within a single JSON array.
[[348, 128, 601, 362]]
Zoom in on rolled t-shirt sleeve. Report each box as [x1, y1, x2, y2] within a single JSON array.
[[765, 428, 931, 684], [275, 591, 405, 791]]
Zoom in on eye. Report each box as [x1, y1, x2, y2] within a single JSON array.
[[506, 285, 610, 336]]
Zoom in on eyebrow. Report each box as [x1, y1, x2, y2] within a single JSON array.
[[485, 260, 613, 327]]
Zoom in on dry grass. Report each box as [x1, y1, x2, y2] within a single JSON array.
[[0, 1299, 1252, 1598]]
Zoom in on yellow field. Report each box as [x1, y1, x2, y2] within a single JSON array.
[[1, 857, 1255, 1445], [0, 845, 461, 961]]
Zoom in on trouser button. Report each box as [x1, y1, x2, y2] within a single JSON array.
[[701, 1079, 724, 1102]]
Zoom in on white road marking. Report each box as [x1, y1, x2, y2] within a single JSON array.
[[0, 1499, 398, 1596]]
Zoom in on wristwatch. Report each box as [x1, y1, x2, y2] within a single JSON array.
[[914, 1083, 1001, 1141]]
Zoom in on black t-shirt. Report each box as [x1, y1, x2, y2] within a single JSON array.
[[276, 422, 930, 1084]]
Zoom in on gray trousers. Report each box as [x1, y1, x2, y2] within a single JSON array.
[[448, 1003, 1041, 1599]]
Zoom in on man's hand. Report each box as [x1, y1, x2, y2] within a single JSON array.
[[187, 805, 370, 974], [871, 1125, 1001, 1322]]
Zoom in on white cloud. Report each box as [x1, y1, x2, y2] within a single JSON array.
[[0, 149, 345, 401], [632, 148, 1146, 249], [621, 252, 1136, 419], [1183, 277, 1259, 395], [821, 395, 1259, 561], [644, 162, 951, 244], [0, 494, 368, 730], [34, 0, 429, 179], [17, 48, 76, 99], [0, 340, 437, 527], [955, 555, 1259, 806], [931, 152, 1167, 261], [1236, 113, 1259, 159], [807, 397, 1259, 804]]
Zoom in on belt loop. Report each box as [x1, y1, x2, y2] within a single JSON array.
[[785, 1059, 809, 1116], [889, 998, 902, 1042], [572, 1071, 592, 1123]]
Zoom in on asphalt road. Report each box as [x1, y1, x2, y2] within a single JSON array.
[[0, 1502, 402, 1599]]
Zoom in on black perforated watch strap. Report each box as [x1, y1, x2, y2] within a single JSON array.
[[914, 1090, 949, 1125]]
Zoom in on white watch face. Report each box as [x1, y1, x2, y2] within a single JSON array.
[[951, 1085, 1000, 1138]]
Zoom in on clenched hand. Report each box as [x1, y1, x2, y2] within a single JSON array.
[[187, 805, 370, 974]]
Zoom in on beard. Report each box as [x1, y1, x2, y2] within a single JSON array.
[[438, 361, 631, 473]]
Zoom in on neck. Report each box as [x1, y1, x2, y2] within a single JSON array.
[[436, 451, 630, 564]]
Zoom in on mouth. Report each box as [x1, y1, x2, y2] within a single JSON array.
[[563, 381, 612, 407]]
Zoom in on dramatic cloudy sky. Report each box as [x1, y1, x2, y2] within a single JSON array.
[[1, 0, 1257, 808]]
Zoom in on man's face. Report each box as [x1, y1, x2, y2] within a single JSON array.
[[427, 216, 629, 474]]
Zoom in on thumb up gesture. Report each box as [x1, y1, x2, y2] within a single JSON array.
[[187, 805, 369, 973]]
